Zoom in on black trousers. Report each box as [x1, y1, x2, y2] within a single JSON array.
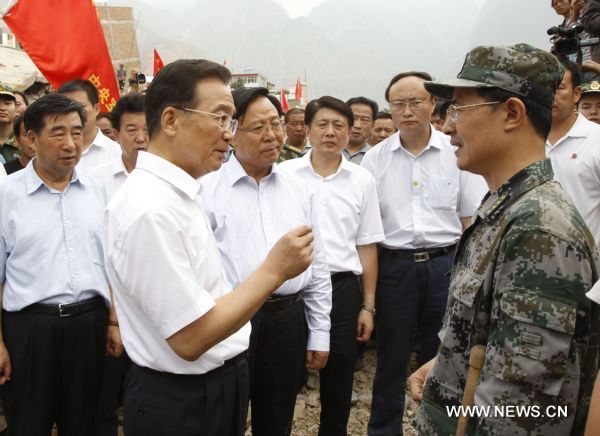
[[123, 358, 249, 436], [368, 248, 453, 436], [1, 303, 107, 436], [248, 297, 307, 436], [95, 351, 131, 436], [319, 272, 362, 436]]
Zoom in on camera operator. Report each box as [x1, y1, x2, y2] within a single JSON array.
[[582, 0, 600, 61]]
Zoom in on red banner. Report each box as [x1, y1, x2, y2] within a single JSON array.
[[2, 0, 120, 111], [153, 49, 164, 76], [280, 88, 289, 113], [294, 78, 302, 101]]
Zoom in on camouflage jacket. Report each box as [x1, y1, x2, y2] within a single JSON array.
[[0, 136, 19, 164], [416, 159, 600, 436], [277, 144, 307, 163]]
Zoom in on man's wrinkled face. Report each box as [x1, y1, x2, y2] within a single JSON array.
[[285, 112, 306, 146], [234, 96, 284, 170], [116, 112, 149, 164], [349, 104, 374, 147], [552, 70, 580, 125], [369, 118, 396, 144]]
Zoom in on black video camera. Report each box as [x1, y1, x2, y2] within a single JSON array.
[[548, 23, 600, 59]]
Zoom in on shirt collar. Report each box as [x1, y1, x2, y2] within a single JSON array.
[[224, 153, 279, 186], [344, 143, 371, 158], [112, 156, 128, 176], [304, 150, 353, 176], [24, 158, 86, 195], [478, 159, 553, 223], [565, 113, 589, 138], [135, 151, 201, 200], [546, 114, 588, 149], [391, 125, 444, 154]]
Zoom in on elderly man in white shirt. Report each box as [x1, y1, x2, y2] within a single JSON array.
[[361, 71, 487, 435], [201, 87, 332, 436], [104, 60, 315, 436], [0, 93, 121, 436], [91, 93, 148, 436], [58, 79, 121, 173], [280, 96, 384, 436], [547, 60, 600, 247]]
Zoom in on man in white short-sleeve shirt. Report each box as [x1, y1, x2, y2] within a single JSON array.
[[103, 60, 314, 436], [547, 60, 600, 247], [361, 71, 487, 435], [280, 96, 384, 435]]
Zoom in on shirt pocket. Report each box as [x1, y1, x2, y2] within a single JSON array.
[[426, 177, 457, 210], [491, 289, 577, 396], [439, 267, 483, 341]]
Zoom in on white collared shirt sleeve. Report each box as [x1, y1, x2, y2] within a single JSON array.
[[457, 171, 488, 218], [108, 209, 216, 339], [356, 174, 384, 246], [303, 189, 332, 352]]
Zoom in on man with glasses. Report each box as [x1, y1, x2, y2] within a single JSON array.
[[201, 87, 331, 436], [104, 61, 316, 436], [361, 71, 486, 435], [409, 43, 600, 435]]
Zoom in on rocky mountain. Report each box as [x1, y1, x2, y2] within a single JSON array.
[[109, 0, 563, 106]]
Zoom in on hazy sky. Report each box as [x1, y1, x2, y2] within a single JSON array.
[[140, 0, 328, 18]]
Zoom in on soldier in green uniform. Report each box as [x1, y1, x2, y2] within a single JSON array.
[[409, 44, 600, 435], [0, 83, 20, 164], [278, 107, 310, 163]]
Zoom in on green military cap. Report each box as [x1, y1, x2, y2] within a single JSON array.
[[424, 43, 564, 109], [0, 83, 15, 101], [581, 80, 600, 95]]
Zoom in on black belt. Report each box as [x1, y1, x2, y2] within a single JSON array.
[[22, 296, 105, 317], [135, 351, 247, 379], [261, 291, 304, 312], [381, 244, 457, 263], [331, 271, 356, 283]]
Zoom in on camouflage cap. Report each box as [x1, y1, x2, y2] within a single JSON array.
[[424, 44, 564, 109], [0, 83, 15, 101], [581, 80, 600, 95]]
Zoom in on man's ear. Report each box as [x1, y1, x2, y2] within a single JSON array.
[[160, 107, 179, 138], [503, 97, 527, 133]]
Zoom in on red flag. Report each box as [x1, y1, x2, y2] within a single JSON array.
[[153, 49, 165, 76], [280, 88, 289, 112], [294, 78, 302, 101], [2, 0, 120, 112]]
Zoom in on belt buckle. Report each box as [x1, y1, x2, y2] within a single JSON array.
[[58, 302, 74, 317], [414, 252, 429, 262]]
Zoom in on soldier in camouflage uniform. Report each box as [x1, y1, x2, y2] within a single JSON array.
[[408, 44, 600, 435], [278, 108, 310, 163]]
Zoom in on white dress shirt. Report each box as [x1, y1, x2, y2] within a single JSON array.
[[0, 159, 109, 311], [279, 152, 384, 274], [104, 152, 250, 374], [360, 128, 487, 249], [546, 114, 600, 246], [200, 154, 332, 352], [77, 128, 121, 174], [90, 156, 128, 200]]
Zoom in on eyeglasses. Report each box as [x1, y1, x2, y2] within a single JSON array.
[[236, 121, 284, 136], [447, 101, 502, 123], [389, 100, 428, 112], [177, 107, 238, 134]]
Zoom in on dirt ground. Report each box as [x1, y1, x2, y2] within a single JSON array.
[[287, 349, 418, 436]]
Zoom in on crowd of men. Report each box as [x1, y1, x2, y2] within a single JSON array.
[[1, 14, 600, 436]]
